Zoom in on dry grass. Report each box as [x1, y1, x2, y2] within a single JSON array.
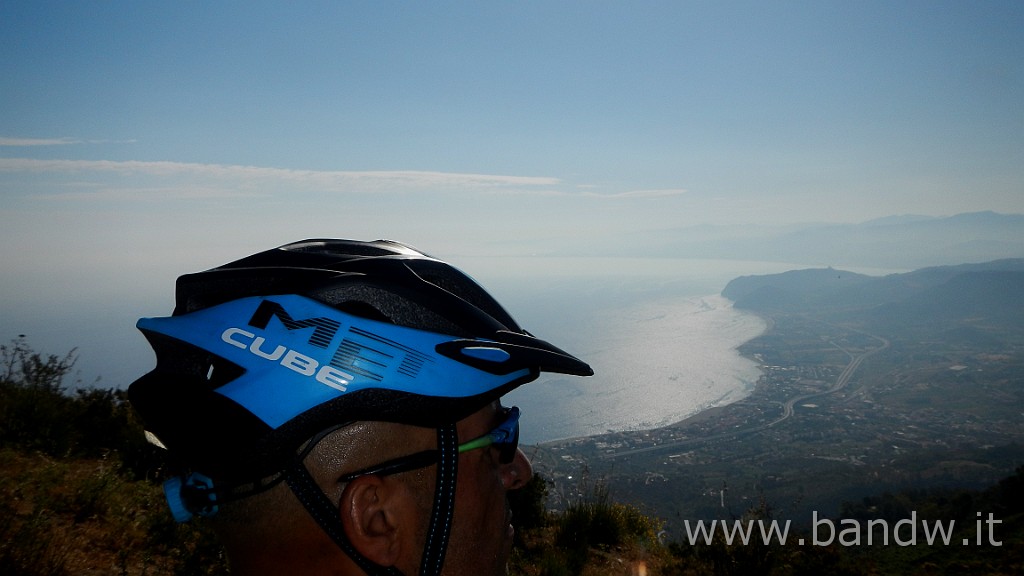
[[0, 449, 226, 576]]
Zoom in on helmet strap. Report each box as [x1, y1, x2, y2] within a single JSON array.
[[419, 424, 458, 576], [283, 423, 459, 576], [285, 459, 400, 576]]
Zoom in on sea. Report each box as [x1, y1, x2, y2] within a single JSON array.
[[460, 256, 829, 444], [3, 256, 893, 445], [506, 292, 766, 444]]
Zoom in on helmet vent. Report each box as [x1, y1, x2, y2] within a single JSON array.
[[285, 240, 397, 258]]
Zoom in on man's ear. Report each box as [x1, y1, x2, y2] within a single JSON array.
[[339, 476, 404, 566]]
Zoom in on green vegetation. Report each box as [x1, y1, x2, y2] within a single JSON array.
[[510, 475, 666, 575], [0, 338, 227, 575], [2, 338, 1022, 575], [505, 472, 1024, 575]]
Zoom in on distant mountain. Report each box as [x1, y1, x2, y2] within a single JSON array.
[[722, 258, 1024, 334], [866, 269, 1024, 333], [719, 268, 876, 310], [859, 214, 938, 227], [576, 211, 1024, 270], [738, 212, 1024, 269]]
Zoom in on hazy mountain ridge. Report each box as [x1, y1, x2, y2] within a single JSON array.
[[580, 211, 1024, 270]]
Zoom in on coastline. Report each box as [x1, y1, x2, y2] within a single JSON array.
[[525, 294, 769, 446]]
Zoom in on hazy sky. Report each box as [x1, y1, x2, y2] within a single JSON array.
[[1, 2, 1022, 385]]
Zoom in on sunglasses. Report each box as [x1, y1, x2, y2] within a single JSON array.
[[336, 406, 522, 484]]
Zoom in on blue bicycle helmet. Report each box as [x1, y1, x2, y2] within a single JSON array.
[[128, 239, 592, 576]]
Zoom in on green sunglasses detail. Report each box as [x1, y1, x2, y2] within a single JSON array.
[[335, 406, 522, 484], [456, 405, 521, 463]]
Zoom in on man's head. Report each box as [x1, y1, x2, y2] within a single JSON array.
[[127, 239, 591, 575]]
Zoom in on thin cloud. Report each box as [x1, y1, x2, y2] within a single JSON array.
[[1, 158, 684, 204], [0, 137, 81, 146], [592, 188, 687, 199], [39, 186, 262, 202], [0, 158, 562, 192], [485, 187, 688, 199]]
